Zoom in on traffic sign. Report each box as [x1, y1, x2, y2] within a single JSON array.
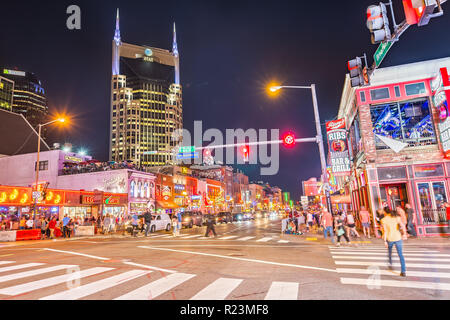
[[374, 41, 393, 68], [178, 146, 196, 153], [176, 152, 199, 160]]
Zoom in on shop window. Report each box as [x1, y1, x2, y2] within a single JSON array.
[[370, 88, 390, 101], [371, 98, 436, 150], [418, 182, 448, 224], [405, 82, 426, 96], [377, 167, 407, 181]]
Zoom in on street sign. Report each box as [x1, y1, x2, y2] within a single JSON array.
[[176, 152, 199, 160], [143, 151, 158, 155], [178, 146, 196, 153], [374, 41, 393, 68]]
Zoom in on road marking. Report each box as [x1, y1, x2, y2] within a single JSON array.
[[43, 248, 109, 260], [0, 267, 113, 296], [190, 278, 243, 300], [334, 260, 450, 269], [0, 254, 14, 257], [180, 235, 203, 239], [121, 261, 176, 274], [329, 247, 440, 253], [147, 235, 168, 238], [0, 263, 44, 274], [256, 237, 273, 242], [264, 281, 299, 300], [114, 273, 196, 300], [0, 261, 14, 266], [340, 277, 450, 291], [40, 269, 151, 300], [138, 246, 337, 273], [330, 251, 450, 257], [336, 268, 450, 279], [332, 255, 450, 262], [278, 240, 290, 244], [219, 236, 239, 240], [236, 236, 255, 241], [0, 265, 76, 283]]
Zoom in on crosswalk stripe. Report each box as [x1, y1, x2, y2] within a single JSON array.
[[0, 267, 113, 296], [0, 265, 77, 283], [0, 261, 14, 266], [0, 263, 45, 274], [40, 269, 151, 300], [190, 278, 243, 300], [265, 281, 299, 300], [237, 236, 255, 241], [334, 261, 450, 269], [114, 273, 196, 300], [180, 235, 203, 239], [149, 234, 170, 238], [332, 255, 450, 262], [329, 248, 440, 253], [220, 236, 238, 240], [330, 251, 450, 257], [336, 268, 450, 279], [278, 240, 290, 244], [257, 237, 273, 242], [340, 277, 450, 291]]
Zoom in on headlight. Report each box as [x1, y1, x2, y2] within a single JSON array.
[[184, 218, 189, 222]]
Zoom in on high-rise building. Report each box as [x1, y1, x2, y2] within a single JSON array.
[[1, 68, 48, 130], [110, 9, 183, 168], [0, 75, 14, 112]]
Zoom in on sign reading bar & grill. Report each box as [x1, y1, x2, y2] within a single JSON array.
[[326, 119, 351, 176]]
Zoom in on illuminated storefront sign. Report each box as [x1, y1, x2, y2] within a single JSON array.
[[162, 186, 171, 201], [0, 187, 32, 205], [3, 69, 26, 77], [326, 119, 351, 176], [64, 155, 83, 163]]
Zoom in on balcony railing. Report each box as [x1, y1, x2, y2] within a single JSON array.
[[421, 208, 448, 225]]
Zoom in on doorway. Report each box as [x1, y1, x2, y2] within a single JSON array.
[[379, 184, 408, 210]]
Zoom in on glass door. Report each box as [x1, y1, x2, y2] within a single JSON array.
[[417, 181, 447, 224]]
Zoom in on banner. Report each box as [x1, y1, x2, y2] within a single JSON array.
[[326, 119, 351, 176], [433, 67, 450, 158]]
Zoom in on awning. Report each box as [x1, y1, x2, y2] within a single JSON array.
[[156, 200, 179, 209], [331, 194, 352, 204]]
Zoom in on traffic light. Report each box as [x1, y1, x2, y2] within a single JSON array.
[[402, 0, 442, 26], [348, 57, 369, 87], [241, 145, 249, 163], [282, 132, 296, 148], [366, 3, 391, 44]]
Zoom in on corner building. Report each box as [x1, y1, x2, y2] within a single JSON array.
[[109, 10, 182, 168], [338, 57, 450, 237]]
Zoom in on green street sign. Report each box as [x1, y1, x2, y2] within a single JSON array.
[[374, 41, 393, 68], [178, 146, 196, 153]]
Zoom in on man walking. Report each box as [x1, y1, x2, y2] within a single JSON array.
[[321, 209, 334, 244], [143, 211, 152, 237], [62, 215, 70, 238], [204, 214, 217, 238], [381, 208, 408, 277], [359, 206, 371, 239], [48, 217, 57, 239]]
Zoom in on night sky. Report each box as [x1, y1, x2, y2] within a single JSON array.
[[1, 0, 449, 200]]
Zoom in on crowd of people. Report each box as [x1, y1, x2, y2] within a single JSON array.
[[61, 160, 143, 175]]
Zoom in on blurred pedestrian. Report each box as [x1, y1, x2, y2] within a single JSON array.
[[346, 212, 360, 238], [335, 212, 351, 247], [405, 204, 417, 237], [48, 217, 57, 239], [204, 214, 217, 238], [143, 211, 152, 237], [381, 207, 408, 277], [321, 209, 334, 244], [62, 215, 70, 238], [359, 206, 371, 239]]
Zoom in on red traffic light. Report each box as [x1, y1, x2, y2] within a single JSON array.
[[282, 132, 296, 148]]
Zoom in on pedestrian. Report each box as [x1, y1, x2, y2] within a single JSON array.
[[381, 207, 408, 277], [62, 215, 70, 238], [48, 217, 57, 239], [298, 212, 306, 233], [405, 204, 417, 237], [172, 214, 178, 237], [396, 205, 408, 228], [306, 211, 313, 233], [67, 218, 74, 238], [40, 217, 47, 240], [131, 213, 139, 236], [143, 211, 152, 237], [359, 206, 371, 239], [26, 217, 34, 230], [19, 216, 26, 230], [346, 212, 360, 238], [321, 209, 335, 244], [335, 212, 351, 247], [281, 217, 288, 233], [103, 214, 111, 235], [176, 211, 182, 236], [376, 208, 386, 237], [204, 214, 217, 238]]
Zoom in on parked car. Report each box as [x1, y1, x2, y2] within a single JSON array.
[[216, 212, 233, 224], [181, 212, 204, 228], [149, 214, 171, 233]]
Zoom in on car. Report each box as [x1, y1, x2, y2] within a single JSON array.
[[216, 212, 233, 224], [243, 212, 254, 220], [149, 213, 172, 233], [232, 213, 244, 222], [181, 211, 204, 228]]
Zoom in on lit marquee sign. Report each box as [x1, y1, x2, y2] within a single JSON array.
[[143, 48, 154, 62], [326, 119, 351, 176], [3, 69, 26, 77]]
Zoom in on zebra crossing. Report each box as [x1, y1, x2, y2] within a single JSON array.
[[330, 245, 450, 292], [0, 260, 300, 300], [144, 233, 289, 243]]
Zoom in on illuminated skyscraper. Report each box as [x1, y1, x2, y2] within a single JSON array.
[[0, 75, 14, 112], [110, 9, 183, 167]]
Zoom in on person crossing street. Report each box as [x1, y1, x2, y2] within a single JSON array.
[[143, 211, 152, 237], [204, 214, 217, 238]]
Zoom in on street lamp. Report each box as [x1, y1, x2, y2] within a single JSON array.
[[33, 117, 66, 219], [267, 84, 332, 213]]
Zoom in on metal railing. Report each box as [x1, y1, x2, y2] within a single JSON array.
[[421, 209, 448, 225]]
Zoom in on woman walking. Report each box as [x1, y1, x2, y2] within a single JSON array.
[[346, 212, 360, 239], [381, 207, 408, 277], [335, 212, 351, 246]]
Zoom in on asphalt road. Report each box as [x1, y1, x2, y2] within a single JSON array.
[[1, 217, 450, 300]]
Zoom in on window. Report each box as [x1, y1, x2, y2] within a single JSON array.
[[348, 113, 362, 158], [370, 88, 390, 101], [370, 98, 436, 149], [394, 86, 401, 97], [35, 160, 49, 171], [405, 82, 426, 96], [360, 91, 366, 103], [377, 167, 407, 180]]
